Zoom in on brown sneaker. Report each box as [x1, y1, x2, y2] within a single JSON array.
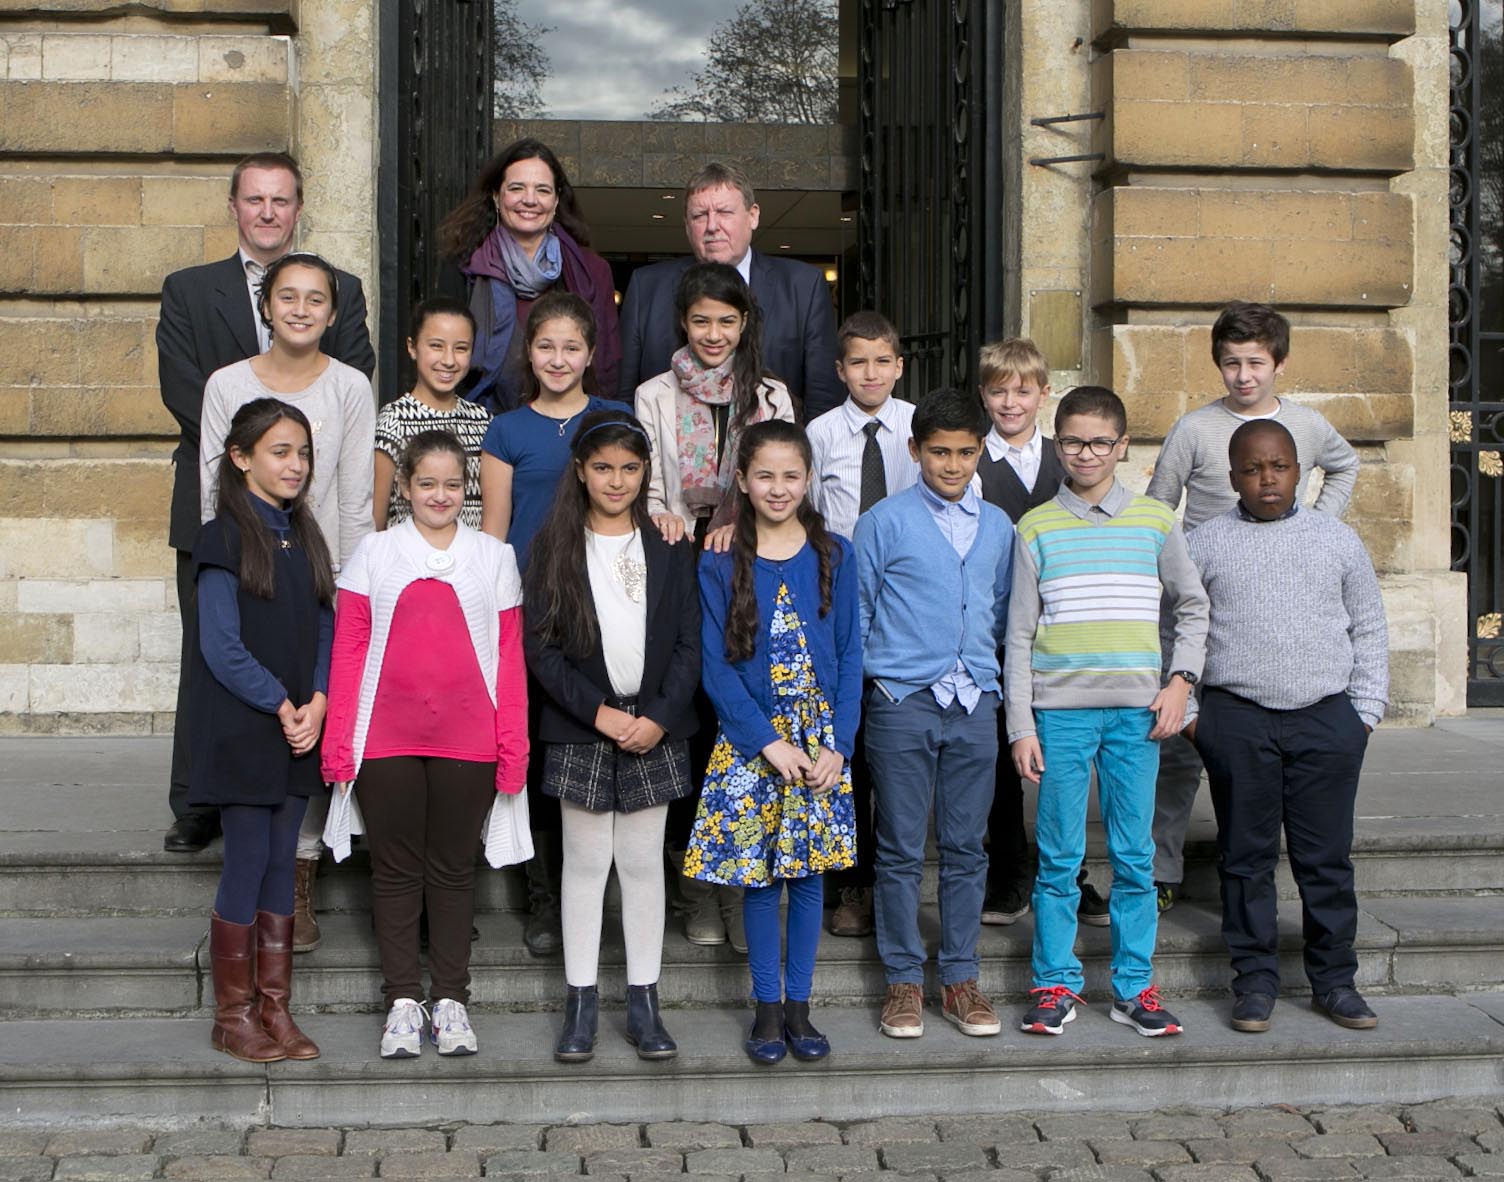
[[828, 886, 874, 937], [942, 979, 1002, 1036], [879, 982, 924, 1038]]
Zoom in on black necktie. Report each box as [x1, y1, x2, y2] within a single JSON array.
[[859, 421, 887, 514]]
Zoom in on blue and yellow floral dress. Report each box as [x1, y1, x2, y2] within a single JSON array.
[[684, 580, 856, 886]]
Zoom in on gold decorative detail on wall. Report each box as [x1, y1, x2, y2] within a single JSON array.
[[1478, 613, 1502, 640], [1451, 410, 1473, 443], [1480, 451, 1503, 477]]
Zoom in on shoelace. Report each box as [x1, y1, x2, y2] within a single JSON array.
[[1029, 985, 1086, 1010], [387, 999, 428, 1035], [1135, 986, 1164, 1012], [432, 999, 470, 1033]]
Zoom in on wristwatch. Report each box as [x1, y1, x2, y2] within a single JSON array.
[[1170, 670, 1198, 687]]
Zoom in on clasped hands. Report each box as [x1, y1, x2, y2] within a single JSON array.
[[276, 692, 326, 757], [760, 739, 843, 793]]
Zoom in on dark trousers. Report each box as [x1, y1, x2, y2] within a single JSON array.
[[986, 711, 1031, 890], [358, 756, 496, 1008], [215, 797, 307, 924], [825, 719, 875, 891], [171, 550, 215, 821], [1193, 688, 1369, 998]]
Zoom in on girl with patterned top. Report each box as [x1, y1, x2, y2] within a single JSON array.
[[686, 421, 861, 1066], [372, 297, 490, 530]]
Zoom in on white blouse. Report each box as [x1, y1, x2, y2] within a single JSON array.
[[585, 528, 647, 698]]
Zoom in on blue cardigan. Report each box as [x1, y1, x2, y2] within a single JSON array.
[[853, 482, 1014, 702], [698, 536, 862, 761]]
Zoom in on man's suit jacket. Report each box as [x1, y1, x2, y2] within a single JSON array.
[[157, 254, 376, 551], [616, 251, 843, 422]]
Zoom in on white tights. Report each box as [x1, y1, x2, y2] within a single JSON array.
[[560, 800, 668, 988], [295, 792, 328, 860]]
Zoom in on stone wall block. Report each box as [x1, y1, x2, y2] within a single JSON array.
[[2, 33, 43, 80], [0, 318, 81, 386], [0, 389, 25, 433], [0, 226, 32, 289], [30, 226, 84, 293], [81, 225, 203, 294], [1268, 238, 1412, 307], [40, 34, 110, 80], [0, 459, 171, 523], [0, 82, 173, 153], [111, 35, 198, 83], [16, 578, 167, 615], [171, 83, 289, 154], [0, 175, 52, 221], [51, 176, 142, 226], [0, 614, 72, 663], [0, 519, 114, 578], [137, 611, 181, 662], [297, 86, 376, 238], [0, 664, 27, 713], [28, 386, 173, 437], [198, 36, 289, 84], [112, 521, 175, 578], [140, 175, 231, 226], [71, 612, 141, 662], [1093, 0, 1415, 41], [28, 660, 176, 713], [78, 318, 152, 386]]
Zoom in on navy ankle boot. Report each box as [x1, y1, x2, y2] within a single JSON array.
[[554, 985, 598, 1063], [625, 984, 677, 1060]]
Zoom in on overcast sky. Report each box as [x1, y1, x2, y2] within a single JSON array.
[[518, 0, 740, 120]]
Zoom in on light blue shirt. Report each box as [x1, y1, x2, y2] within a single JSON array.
[[915, 479, 984, 712]]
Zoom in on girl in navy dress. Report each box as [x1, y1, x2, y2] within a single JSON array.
[[685, 420, 861, 1065]]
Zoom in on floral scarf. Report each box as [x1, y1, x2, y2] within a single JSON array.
[[671, 346, 769, 520]]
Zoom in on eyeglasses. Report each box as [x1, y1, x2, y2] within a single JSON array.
[[1056, 436, 1123, 456]]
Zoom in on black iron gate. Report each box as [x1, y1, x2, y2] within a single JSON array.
[[1449, 0, 1504, 704], [858, 0, 1005, 397], [376, 0, 494, 402]]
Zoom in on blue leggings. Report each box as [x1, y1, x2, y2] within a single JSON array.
[[743, 875, 824, 1003], [215, 797, 308, 925]]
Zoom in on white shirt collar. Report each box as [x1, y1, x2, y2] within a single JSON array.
[[735, 251, 753, 285], [985, 424, 1041, 462], [838, 395, 901, 435]]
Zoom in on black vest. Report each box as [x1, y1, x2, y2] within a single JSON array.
[[976, 437, 1065, 525]]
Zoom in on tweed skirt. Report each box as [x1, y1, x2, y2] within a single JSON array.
[[540, 700, 693, 814]]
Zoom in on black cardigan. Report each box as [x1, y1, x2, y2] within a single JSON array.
[[524, 528, 701, 744]]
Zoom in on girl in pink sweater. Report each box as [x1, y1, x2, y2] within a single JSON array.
[[323, 430, 529, 1059]]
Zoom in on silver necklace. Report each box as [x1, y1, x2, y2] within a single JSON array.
[[548, 402, 586, 437]]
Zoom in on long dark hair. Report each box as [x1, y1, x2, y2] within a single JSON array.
[[214, 398, 335, 605], [522, 289, 598, 403], [723, 420, 837, 663], [525, 411, 654, 659], [437, 137, 591, 262], [255, 252, 339, 337], [674, 262, 771, 434]]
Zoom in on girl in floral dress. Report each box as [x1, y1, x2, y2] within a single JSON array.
[[686, 420, 862, 1065]]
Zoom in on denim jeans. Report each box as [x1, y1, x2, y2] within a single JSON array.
[[867, 688, 998, 986], [1031, 707, 1160, 1001]]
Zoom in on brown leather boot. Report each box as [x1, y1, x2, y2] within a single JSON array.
[[209, 913, 285, 1063], [292, 857, 321, 952], [255, 911, 320, 1060]]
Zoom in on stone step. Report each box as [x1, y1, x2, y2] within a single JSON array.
[[4, 992, 1504, 1128], [6, 896, 1502, 1018]]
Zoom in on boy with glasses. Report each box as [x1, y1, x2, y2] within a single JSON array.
[[1005, 387, 1208, 1037]]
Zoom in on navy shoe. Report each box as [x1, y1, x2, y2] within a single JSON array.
[[744, 1001, 786, 1065], [624, 984, 677, 1061], [1230, 992, 1276, 1033], [1312, 986, 1377, 1030], [553, 985, 598, 1063], [783, 1000, 830, 1061]]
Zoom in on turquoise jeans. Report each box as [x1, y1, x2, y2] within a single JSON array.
[[1030, 707, 1160, 1001]]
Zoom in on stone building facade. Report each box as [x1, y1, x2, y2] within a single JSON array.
[[0, 0, 1462, 730]]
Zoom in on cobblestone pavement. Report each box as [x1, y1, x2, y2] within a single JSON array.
[[3, 1099, 1504, 1181]]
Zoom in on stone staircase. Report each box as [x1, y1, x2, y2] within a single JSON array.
[[1, 723, 1502, 1128]]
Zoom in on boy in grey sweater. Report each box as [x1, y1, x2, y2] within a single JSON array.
[[1184, 419, 1387, 1035]]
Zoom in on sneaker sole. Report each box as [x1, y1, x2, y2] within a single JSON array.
[[1110, 1008, 1183, 1037], [1312, 1001, 1377, 1030], [434, 1041, 477, 1056], [942, 1009, 1001, 1036], [980, 907, 1028, 926], [1021, 1006, 1076, 1035], [685, 931, 728, 946], [1230, 1015, 1271, 1033], [1077, 911, 1111, 928], [380, 1045, 421, 1059], [878, 1019, 924, 1038]]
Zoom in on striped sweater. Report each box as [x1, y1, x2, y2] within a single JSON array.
[[1003, 480, 1209, 741]]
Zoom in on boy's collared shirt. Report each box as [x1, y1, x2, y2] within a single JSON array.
[[807, 395, 918, 539], [985, 424, 1042, 491], [916, 478, 984, 712]]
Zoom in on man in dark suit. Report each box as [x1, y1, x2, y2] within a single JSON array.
[[157, 151, 375, 853], [616, 162, 844, 422]]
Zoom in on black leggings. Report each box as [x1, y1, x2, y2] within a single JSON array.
[[215, 796, 308, 924]]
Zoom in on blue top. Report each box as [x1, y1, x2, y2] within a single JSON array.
[[480, 396, 634, 568], [698, 536, 862, 761], [198, 496, 332, 713], [914, 479, 985, 712], [854, 481, 1014, 702]]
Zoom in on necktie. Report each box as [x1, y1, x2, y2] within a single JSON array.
[[859, 421, 887, 513]]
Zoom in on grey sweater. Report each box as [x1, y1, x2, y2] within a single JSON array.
[[1184, 506, 1388, 727], [1147, 398, 1359, 529]]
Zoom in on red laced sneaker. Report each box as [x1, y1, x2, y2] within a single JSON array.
[[1110, 985, 1183, 1037], [1020, 985, 1084, 1035]]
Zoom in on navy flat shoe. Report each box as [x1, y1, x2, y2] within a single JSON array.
[[744, 1001, 786, 1065], [783, 1000, 830, 1061]]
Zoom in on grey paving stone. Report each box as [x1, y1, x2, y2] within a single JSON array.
[[161, 1155, 271, 1179], [1152, 1167, 1261, 1182], [249, 1131, 343, 1158], [743, 1124, 839, 1150], [843, 1121, 937, 1146], [0, 1136, 48, 1157], [270, 1157, 374, 1180], [582, 1149, 682, 1175], [0, 1157, 55, 1182], [479, 1153, 581, 1178], [53, 1157, 159, 1182], [1292, 1137, 1385, 1160], [1376, 1132, 1478, 1158], [1218, 1112, 1316, 1140], [934, 1117, 1039, 1146], [1404, 1104, 1503, 1136], [1358, 1158, 1462, 1179], [944, 1172, 1035, 1182], [842, 1174, 931, 1182], [683, 1148, 785, 1174], [154, 1130, 248, 1157], [1251, 1159, 1359, 1181], [545, 1126, 641, 1154], [448, 1127, 542, 1154], [644, 1123, 741, 1151], [1456, 1156, 1504, 1178], [1307, 1110, 1406, 1137], [784, 1146, 878, 1174], [1131, 1117, 1225, 1142], [1037, 1116, 1134, 1143], [1091, 1141, 1192, 1168], [1046, 1169, 1155, 1182], [1187, 1139, 1297, 1164], [878, 1143, 989, 1174], [44, 1134, 151, 1159], [343, 1131, 446, 1158], [373, 1150, 482, 1178], [1477, 1130, 1504, 1153], [1000, 1142, 1096, 1171]]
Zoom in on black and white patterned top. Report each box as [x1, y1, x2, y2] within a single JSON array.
[[373, 394, 491, 529]]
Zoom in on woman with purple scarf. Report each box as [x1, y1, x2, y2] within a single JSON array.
[[438, 138, 621, 415]]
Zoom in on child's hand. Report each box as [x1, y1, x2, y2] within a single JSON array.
[[702, 524, 735, 554], [1011, 736, 1044, 784], [276, 698, 298, 737], [286, 693, 327, 755], [1148, 679, 1190, 740], [761, 739, 813, 784], [616, 715, 665, 754], [334, 780, 353, 798], [806, 748, 845, 793], [594, 703, 636, 743], [651, 513, 685, 544]]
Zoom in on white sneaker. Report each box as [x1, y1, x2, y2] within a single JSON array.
[[430, 998, 478, 1056], [380, 998, 426, 1059]]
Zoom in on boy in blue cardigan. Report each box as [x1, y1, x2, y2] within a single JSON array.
[[854, 387, 1014, 1040]]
